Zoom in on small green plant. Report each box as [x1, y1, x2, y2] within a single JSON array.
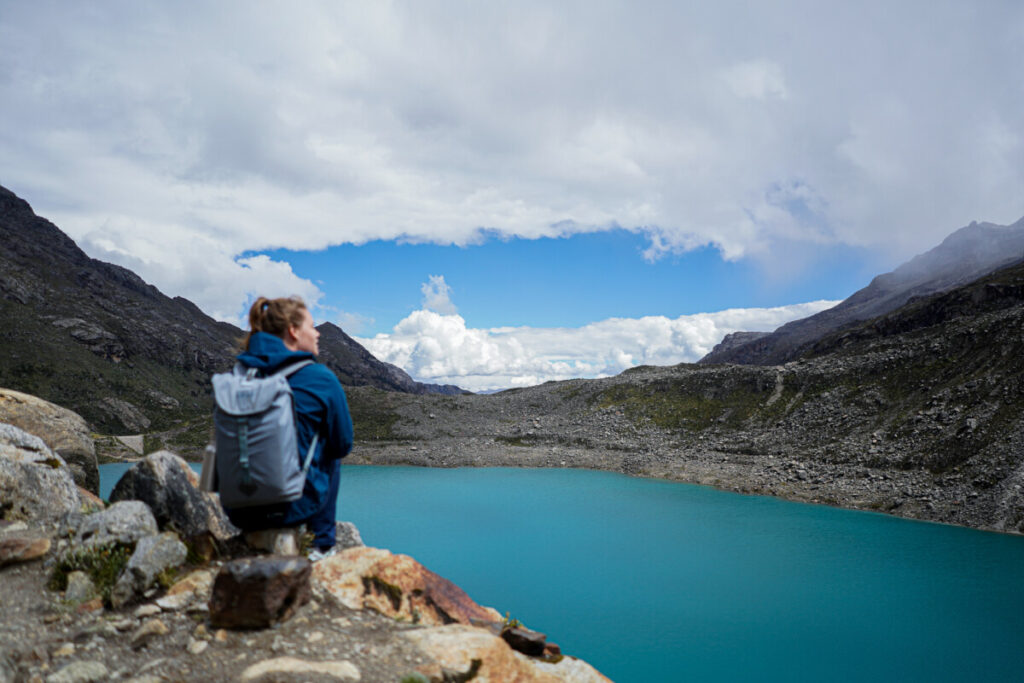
[[48, 543, 131, 606], [502, 611, 523, 631]]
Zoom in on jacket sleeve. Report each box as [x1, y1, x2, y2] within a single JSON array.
[[316, 365, 354, 460]]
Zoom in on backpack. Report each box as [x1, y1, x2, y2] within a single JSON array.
[[210, 360, 319, 508]]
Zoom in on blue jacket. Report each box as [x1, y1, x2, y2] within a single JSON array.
[[227, 331, 353, 527]]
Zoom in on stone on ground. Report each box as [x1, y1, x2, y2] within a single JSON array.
[[44, 659, 109, 683], [111, 531, 188, 608], [0, 535, 50, 567], [209, 556, 312, 629], [240, 656, 360, 681], [70, 500, 157, 549]]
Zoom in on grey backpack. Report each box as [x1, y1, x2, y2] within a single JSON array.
[[211, 360, 319, 508]]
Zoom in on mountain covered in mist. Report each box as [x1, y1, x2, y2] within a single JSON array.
[[700, 216, 1024, 365], [0, 185, 461, 434]]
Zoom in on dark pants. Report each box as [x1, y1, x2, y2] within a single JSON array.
[[225, 457, 341, 549], [309, 456, 341, 549]]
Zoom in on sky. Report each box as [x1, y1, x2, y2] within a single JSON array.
[[1, 2, 1022, 391]]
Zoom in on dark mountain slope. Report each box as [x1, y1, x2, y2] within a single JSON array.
[[700, 216, 1024, 365], [0, 185, 461, 433]]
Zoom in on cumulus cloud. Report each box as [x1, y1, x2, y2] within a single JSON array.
[[421, 275, 457, 315], [0, 1, 1021, 321], [357, 300, 838, 393]]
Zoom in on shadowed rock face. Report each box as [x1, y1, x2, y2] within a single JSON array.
[[700, 216, 1024, 366]]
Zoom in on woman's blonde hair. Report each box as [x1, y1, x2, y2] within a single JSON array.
[[243, 296, 308, 349]]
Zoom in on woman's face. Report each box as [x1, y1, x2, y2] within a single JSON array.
[[286, 309, 320, 356]]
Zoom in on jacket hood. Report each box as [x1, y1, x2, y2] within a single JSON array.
[[238, 331, 315, 373]]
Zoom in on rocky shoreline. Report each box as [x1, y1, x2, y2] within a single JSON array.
[[2, 406, 610, 683]]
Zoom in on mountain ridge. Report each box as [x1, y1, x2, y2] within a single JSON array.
[[0, 184, 462, 434], [699, 216, 1024, 365]]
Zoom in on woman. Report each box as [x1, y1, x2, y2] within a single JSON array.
[[223, 296, 353, 560]]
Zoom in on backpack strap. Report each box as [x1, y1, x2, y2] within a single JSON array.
[[275, 359, 315, 378], [278, 358, 320, 475]]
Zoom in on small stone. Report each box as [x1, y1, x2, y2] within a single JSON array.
[[155, 592, 191, 611], [44, 660, 109, 683], [52, 643, 75, 658], [131, 619, 169, 650], [134, 604, 161, 618], [308, 631, 324, 643], [240, 657, 360, 681], [64, 571, 97, 604], [501, 627, 547, 656], [75, 598, 103, 614], [214, 630, 228, 643], [193, 624, 209, 639], [0, 536, 51, 567], [112, 619, 134, 632], [187, 638, 208, 655]]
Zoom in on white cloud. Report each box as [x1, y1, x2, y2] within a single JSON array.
[[0, 1, 1022, 320], [357, 300, 838, 393], [420, 275, 457, 315]]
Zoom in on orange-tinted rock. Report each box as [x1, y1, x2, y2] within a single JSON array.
[[405, 624, 611, 683], [0, 536, 50, 567], [313, 546, 502, 626], [77, 486, 104, 513]]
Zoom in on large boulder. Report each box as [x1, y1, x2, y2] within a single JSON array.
[[313, 546, 503, 626], [209, 556, 312, 629], [109, 450, 238, 554], [0, 423, 81, 526], [0, 388, 98, 494]]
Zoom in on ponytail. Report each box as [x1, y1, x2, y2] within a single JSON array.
[[243, 296, 308, 349]]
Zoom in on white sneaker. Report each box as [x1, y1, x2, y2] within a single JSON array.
[[308, 546, 339, 562]]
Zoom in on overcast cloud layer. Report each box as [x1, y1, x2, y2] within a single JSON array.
[[1, 1, 1022, 323], [358, 276, 837, 392]]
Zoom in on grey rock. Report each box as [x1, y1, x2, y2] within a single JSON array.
[[0, 388, 99, 494], [111, 532, 187, 608], [65, 570, 98, 604], [45, 660, 109, 683], [0, 423, 81, 525], [335, 521, 364, 550], [72, 501, 158, 549], [109, 451, 239, 554]]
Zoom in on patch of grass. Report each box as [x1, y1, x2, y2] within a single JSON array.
[[49, 543, 131, 606]]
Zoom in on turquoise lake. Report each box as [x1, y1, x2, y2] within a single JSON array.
[[99, 464, 1024, 682]]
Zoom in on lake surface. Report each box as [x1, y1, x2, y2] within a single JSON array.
[[100, 464, 1024, 682]]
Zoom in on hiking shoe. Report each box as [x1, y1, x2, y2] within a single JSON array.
[[308, 546, 338, 562]]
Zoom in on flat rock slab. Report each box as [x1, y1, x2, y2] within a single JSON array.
[[313, 546, 502, 627], [209, 556, 312, 629]]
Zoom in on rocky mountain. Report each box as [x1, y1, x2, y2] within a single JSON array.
[[699, 216, 1024, 365], [317, 323, 463, 396], [0, 185, 461, 434], [342, 257, 1024, 533]]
